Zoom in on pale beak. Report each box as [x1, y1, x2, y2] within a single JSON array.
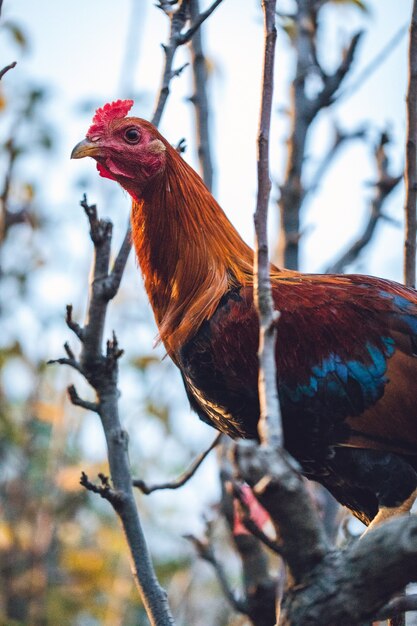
[[71, 138, 102, 160]]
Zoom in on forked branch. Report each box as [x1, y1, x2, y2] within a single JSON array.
[[153, 0, 224, 127], [51, 197, 174, 626]]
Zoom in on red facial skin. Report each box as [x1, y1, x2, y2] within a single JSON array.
[[76, 100, 168, 200]]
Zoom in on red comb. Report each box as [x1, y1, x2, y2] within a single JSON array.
[[87, 99, 134, 137]]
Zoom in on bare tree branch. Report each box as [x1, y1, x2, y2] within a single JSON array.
[[235, 441, 329, 585], [48, 4, 225, 622], [218, 442, 279, 626], [389, 7, 417, 626], [152, 0, 224, 127], [52, 197, 175, 626], [313, 31, 363, 112], [0, 61, 16, 80], [233, 483, 283, 556], [325, 131, 402, 274], [189, 0, 214, 191], [236, 442, 417, 625], [80, 471, 122, 506], [178, 0, 223, 44], [67, 384, 99, 413], [277, 2, 362, 270], [185, 530, 249, 615], [404, 1, 417, 288], [103, 223, 132, 299], [65, 304, 84, 341], [335, 23, 408, 105], [253, 0, 281, 447], [133, 433, 221, 494]]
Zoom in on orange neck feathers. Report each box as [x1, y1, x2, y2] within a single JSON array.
[[131, 146, 258, 354]]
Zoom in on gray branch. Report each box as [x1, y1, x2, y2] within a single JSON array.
[[218, 441, 279, 626], [0, 61, 16, 80], [253, 0, 281, 448], [236, 441, 417, 625], [235, 441, 329, 585], [133, 433, 221, 494], [178, 0, 223, 44], [185, 530, 248, 615], [189, 0, 214, 191], [335, 23, 408, 105], [404, 1, 417, 288], [152, 0, 224, 127], [51, 197, 175, 626], [49, 3, 227, 622], [277, 1, 362, 270]]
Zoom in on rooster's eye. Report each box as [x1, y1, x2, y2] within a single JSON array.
[[124, 127, 140, 144]]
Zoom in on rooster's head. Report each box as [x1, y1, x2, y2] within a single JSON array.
[[71, 100, 167, 197]]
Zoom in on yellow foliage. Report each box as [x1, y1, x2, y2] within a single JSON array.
[[0, 522, 13, 550], [56, 521, 83, 546], [62, 547, 106, 577], [32, 400, 63, 424], [15, 520, 33, 550]]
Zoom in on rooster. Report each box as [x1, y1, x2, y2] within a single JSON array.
[[72, 100, 417, 530]]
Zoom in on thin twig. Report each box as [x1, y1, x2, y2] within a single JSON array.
[[47, 356, 83, 374], [133, 433, 221, 494], [51, 4, 223, 621], [49, 3, 223, 622], [335, 23, 408, 105], [241, 515, 282, 555], [178, 0, 223, 44], [184, 532, 248, 614], [253, 0, 281, 447], [65, 304, 84, 341], [67, 384, 99, 413], [277, 2, 362, 269], [152, 0, 224, 127], [315, 32, 363, 111], [395, 16, 417, 626], [80, 471, 122, 506], [232, 484, 283, 555], [53, 198, 175, 626], [104, 223, 132, 300], [404, 2, 417, 288], [0, 61, 16, 80]]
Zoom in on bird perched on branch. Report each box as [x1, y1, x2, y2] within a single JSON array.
[[72, 100, 417, 530]]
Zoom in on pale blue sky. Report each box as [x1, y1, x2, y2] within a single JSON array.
[[0, 1, 412, 280]]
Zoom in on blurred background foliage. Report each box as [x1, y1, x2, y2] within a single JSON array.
[[0, 0, 413, 624]]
